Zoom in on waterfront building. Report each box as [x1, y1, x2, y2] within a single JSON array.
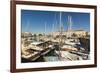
[[52, 29, 89, 38]]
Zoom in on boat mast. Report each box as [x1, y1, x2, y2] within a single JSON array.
[[68, 15, 72, 38], [45, 22, 47, 40], [58, 12, 63, 60], [52, 22, 54, 40], [52, 13, 56, 39], [69, 16, 72, 31], [60, 12, 64, 45]]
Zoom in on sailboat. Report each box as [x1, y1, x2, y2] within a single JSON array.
[[55, 12, 84, 61], [63, 15, 81, 51]]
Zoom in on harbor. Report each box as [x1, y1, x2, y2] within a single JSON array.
[[21, 12, 90, 63], [21, 36, 90, 63]]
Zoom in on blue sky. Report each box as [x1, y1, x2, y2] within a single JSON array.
[[21, 10, 90, 33]]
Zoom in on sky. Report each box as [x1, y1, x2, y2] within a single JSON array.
[[21, 9, 90, 33]]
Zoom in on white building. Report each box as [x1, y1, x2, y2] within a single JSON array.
[[52, 30, 89, 38]]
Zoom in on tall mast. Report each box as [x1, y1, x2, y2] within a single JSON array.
[[68, 15, 72, 38], [45, 22, 46, 38], [60, 12, 62, 30], [53, 14, 55, 32], [69, 16, 72, 31], [52, 23, 54, 35], [68, 15, 72, 31], [59, 12, 63, 42], [26, 20, 29, 32], [58, 12, 63, 60], [52, 13, 57, 38]]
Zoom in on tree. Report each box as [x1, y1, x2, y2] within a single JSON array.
[[33, 34, 37, 41], [62, 35, 66, 40], [47, 34, 52, 38], [86, 32, 90, 37], [56, 35, 60, 39], [23, 38, 30, 47], [72, 33, 77, 37], [38, 34, 43, 37], [38, 33, 43, 41]]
